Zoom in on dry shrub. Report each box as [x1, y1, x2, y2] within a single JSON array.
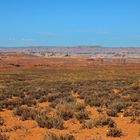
[[43, 132, 75, 140], [0, 117, 4, 126], [56, 103, 74, 121], [82, 117, 116, 129], [106, 109, 118, 117], [14, 107, 38, 121], [0, 133, 8, 140], [106, 128, 122, 137], [35, 112, 64, 129]]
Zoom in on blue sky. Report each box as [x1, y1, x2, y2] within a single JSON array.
[[0, 0, 140, 47]]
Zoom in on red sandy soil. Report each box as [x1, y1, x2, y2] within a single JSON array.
[[0, 55, 140, 140], [0, 103, 140, 140]]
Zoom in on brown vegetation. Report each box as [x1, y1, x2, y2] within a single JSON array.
[[0, 55, 140, 140]]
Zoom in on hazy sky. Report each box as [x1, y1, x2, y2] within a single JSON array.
[[0, 0, 140, 47]]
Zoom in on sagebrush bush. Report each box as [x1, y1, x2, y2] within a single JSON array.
[[56, 104, 74, 121], [106, 109, 118, 117], [43, 132, 58, 140], [74, 111, 89, 122], [106, 128, 122, 137], [35, 114, 53, 129], [53, 117, 64, 129], [82, 117, 116, 129], [136, 118, 140, 124], [0, 133, 8, 140], [43, 132, 75, 140], [85, 97, 102, 107], [14, 107, 38, 121], [108, 102, 126, 113], [35, 112, 64, 129], [123, 111, 132, 117], [0, 117, 4, 126], [60, 134, 75, 140], [74, 103, 85, 111]]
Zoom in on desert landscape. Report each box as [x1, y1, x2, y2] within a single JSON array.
[[1, 0, 140, 139], [0, 48, 140, 140]]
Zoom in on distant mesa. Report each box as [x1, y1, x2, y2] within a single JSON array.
[[0, 46, 140, 58]]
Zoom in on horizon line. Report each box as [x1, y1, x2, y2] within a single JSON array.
[[0, 45, 140, 48]]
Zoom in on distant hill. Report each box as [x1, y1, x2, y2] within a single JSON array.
[[0, 46, 140, 58]]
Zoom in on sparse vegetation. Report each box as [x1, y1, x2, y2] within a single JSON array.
[[35, 111, 64, 129], [0, 133, 8, 140], [43, 132, 75, 140], [106, 128, 122, 137], [82, 117, 116, 129], [0, 117, 4, 126], [0, 55, 140, 139]]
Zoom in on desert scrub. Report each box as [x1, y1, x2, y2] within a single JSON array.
[[43, 132, 75, 140], [14, 107, 38, 121], [52, 117, 64, 129], [106, 128, 122, 137], [106, 109, 118, 117], [0, 133, 9, 140], [35, 112, 64, 129], [56, 103, 74, 121], [74, 110, 89, 123], [108, 101, 127, 113], [59, 134, 75, 140], [138, 130, 140, 136], [47, 93, 60, 102], [123, 111, 132, 117], [0, 117, 4, 126], [82, 117, 116, 129], [63, 96, 76, 103], [85, 96, 102, 107], [38, 96, 47, 103], [21, 97, 37, 107], [136, 118, 140, 124], [35, 112, 53, 129], [5, 125, 22, 132], [74, 103, 86, 111], [43, 132, 59, 140]]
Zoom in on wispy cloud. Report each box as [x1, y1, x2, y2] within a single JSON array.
[[0, 38, 47, 43], [95, 30, 110, 35], [68, 29, 110, 35], [38, 32, 57, 37]]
